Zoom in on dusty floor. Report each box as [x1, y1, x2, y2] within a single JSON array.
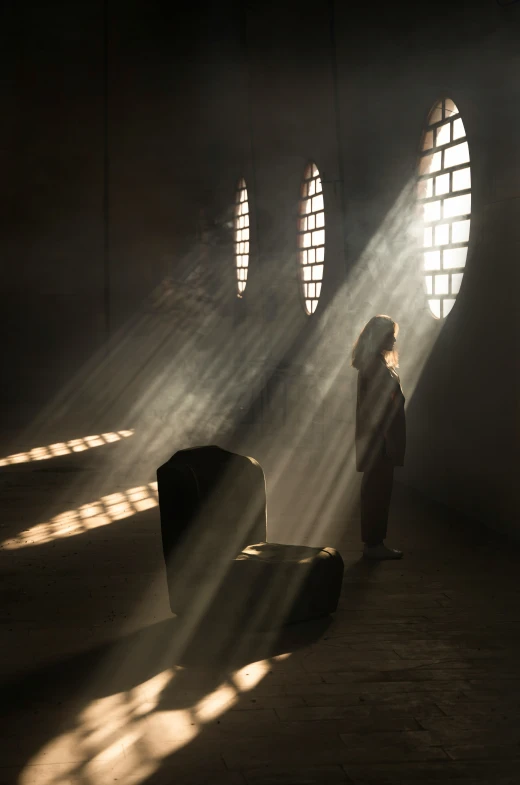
[[1, 439, 520, 785]]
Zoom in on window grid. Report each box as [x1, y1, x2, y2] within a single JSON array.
[[234, 178, 250, 296], [418, 98, 471, 319], [297, 162, 325, 315]]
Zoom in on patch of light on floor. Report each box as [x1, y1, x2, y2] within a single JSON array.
[[0, 430, 135, 466], [0, 481, 158, 550], [20, 655, 288, 785], [232, 658, 271, 691], [194, 683, 239, 722]]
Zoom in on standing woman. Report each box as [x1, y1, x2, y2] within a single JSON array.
[[352, 315, 406, 560]]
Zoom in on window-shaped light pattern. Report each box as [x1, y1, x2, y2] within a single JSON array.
[[234, 178, 250, 296], [298, 162, 325, 315], [418, 98, 471, 319]]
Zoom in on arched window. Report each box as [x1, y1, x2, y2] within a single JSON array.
[[234, 178, 250, 296], [417, 98, 471, 319], [298, 162, 325, 315]]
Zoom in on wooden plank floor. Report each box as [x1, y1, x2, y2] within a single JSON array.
[[1, 464, 520, 785]]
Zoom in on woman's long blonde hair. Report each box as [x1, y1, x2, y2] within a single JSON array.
[[351, 314, 399, 371]]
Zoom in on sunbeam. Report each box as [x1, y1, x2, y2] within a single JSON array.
[[10, 112, 450, 785]]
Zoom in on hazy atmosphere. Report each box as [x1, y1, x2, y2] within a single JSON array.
[[1, 2, 519, 784]]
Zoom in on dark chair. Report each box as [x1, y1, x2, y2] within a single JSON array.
[[157, 445, 344, 626]]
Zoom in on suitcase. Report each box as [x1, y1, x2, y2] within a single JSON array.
[[181, 543, 344, 665], [213, 542, 345, 627]]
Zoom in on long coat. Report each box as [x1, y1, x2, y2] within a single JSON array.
[[355, 356, 406, 472]]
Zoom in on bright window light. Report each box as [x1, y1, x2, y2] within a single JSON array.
[[234, 178, 250, 297], [298, 162, 325, 315], [417, 98, 471, 319]]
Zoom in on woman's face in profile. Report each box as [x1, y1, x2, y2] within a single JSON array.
[[381, 330, 397, 352]]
